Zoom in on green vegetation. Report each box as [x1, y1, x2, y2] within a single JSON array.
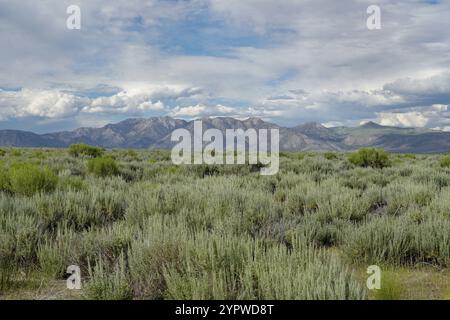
[[4, 162, 58, 196], [440, 156, 450, 168], [69, 144, 104, 158], [348, 148, 390, 168], [323, 152, 337, 160], [87, 157, 120, 177], [0, 148, 449, 300], [373, 271, 403, 300]]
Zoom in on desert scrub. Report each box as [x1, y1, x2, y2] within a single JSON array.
[[69, 143, 104, 158], [0, 210, 39, 270], [323, 152, 337, 160], [383, 180, 436, 215], [8, 162, 58, 196], [343, 216, 450, 267], [128, 217, 187, 299], [87, 157, 120, 177], [84, 255, 133, 300], [57, 175, 86, 191], [348, 148, 390, 168], [37, 229, 76, 278], [0, 163, 9, 192], [440, 156, 450, 168], [164, 234, 367, 300], [1, 149, 449, 300], [10, 149, 22, 157]]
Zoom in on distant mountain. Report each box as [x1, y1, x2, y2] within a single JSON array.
[[43, 117, 187, 149], [0, 130, 62, 148], [1, 117, 450, 153]]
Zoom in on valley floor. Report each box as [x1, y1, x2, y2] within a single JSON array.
[[1, 148, 449, 300]]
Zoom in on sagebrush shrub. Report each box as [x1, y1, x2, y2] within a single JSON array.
[[87, 157, 119, 177], [1, 148, 449, 300], [84, 255, 133, 300], [0, 164, 9, 192], [10, 149, 22, 157], [348, 148, 390, 168], [440, 156, 450, 168], [8, 162, 58, 196], [323, 152, 337, 160]]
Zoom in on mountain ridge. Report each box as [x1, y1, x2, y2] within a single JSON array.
[[1, 117, 450, 153]]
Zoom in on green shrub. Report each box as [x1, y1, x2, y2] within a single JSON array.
[[10, 149, 22, 157], [0, 149, 6, 157], [323, 152, 337, 160], [0, 164, 9, 192], [69, 144, 104, 158], [403, 154, 416, 160], [348, 148, 390, 168], [32, 150, 46, 159], [87, 157, 119, 177], [125, 149, 138, 159], [440, 156, 450, 168], [8, 162, 58, 196]]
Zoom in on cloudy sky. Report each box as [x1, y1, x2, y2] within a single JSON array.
[[0, 0, 450, 132]]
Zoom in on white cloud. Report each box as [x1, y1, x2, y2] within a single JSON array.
[[84, 85, 198, 114], [170, 104, 235, 117], [0, 84, 202, 120], [0, 88, 87, 120], [377, 111, 429, 128]]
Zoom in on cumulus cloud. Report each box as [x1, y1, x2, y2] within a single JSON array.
[[84, 85, 200, 114], [170, 104, 235, 117], [377, 112, 429, 128], [0, 88, 87, 120], [0, 84, 202, 121]]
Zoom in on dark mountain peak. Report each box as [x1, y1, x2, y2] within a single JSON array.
[[360, 121, 383, 129]]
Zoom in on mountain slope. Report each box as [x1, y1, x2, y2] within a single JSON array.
[[1, 117, 450, 153]]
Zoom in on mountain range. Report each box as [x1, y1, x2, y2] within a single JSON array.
[[1, 116, 450, 153]]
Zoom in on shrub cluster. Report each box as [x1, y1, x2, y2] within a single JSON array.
[[69, 144, 104, 158], [87, 157, 120, 177], [440, 156, 450, 168], [0, 162, 58, 196], [1, 148, 449, 300], [348, 148, 390, 168]]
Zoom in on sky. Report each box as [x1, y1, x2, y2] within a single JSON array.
[[0, 0, 450, 133]]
